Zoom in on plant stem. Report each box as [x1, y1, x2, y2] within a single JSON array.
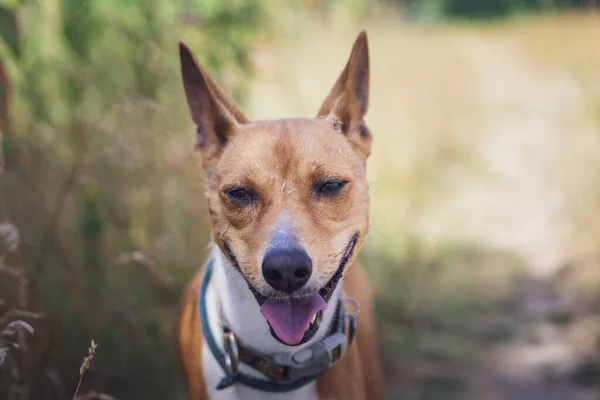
[[73, 375, 83, 400]]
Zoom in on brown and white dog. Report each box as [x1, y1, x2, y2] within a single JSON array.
[[177, 31, 385, 400]]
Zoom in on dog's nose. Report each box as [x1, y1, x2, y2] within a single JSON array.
[[262, 248, 312, 293]]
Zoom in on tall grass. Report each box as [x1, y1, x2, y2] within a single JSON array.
[[0, 0, 269, 397]]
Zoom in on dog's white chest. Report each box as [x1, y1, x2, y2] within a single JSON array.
[[199, 250, 327, 400], [202, 344, 318, 400]]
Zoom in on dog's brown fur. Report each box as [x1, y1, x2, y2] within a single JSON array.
[[177, 31, 384, 400]]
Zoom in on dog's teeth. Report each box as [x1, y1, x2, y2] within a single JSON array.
[[310, 314, 317, 324]]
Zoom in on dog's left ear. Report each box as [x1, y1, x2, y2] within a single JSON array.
[[317, 30, 372, 161], [179, 42, 250, 170]]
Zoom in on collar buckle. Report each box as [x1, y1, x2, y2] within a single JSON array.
[[222, 330, 239, 376], [273, 331, 348, 382]]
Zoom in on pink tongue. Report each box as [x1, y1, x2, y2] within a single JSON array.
[[260, 294, 327, 345]]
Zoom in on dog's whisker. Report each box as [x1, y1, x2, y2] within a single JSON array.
[[227, 275, 246, 285]]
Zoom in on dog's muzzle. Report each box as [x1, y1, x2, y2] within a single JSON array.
[[198, 257, 360, 392]]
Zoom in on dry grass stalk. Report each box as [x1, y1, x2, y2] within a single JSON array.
[[73, 340, 97, 400], [0, 264, 28, 310], [0, 320, 35, 366], [0, 222, 19, 256], [0, 220, 36, 396], [0, 347, 7, 366], [2, 320, 34, 338], [118, 250, 175, 288], [0, 318, 36, 400], [0, 310, 45, 330]]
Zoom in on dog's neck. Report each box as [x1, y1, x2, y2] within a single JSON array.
[[209, 245, 342, 358]]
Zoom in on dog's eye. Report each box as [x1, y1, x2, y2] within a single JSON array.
[[315, 180, 348, 196], [226, 188, 256, 204]]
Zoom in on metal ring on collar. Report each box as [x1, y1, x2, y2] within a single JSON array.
[[343, 297, 360, 318], [223, 331, 239, 376]]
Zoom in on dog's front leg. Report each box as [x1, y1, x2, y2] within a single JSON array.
[[315, 342, 367, 400]]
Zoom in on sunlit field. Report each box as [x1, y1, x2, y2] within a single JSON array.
[[1, 2, 600, 398]]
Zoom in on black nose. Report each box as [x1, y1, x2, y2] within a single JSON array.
[[262, 248, 312, 293]]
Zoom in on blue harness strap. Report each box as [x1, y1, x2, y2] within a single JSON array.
[[198, 258, 326, 392]]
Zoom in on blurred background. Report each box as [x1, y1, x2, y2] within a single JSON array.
[[1, 0, 600, 399]]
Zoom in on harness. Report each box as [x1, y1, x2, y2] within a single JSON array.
[[198, 257, 359, 392]]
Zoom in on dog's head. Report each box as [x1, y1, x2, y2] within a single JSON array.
[[179, 32, 372, 346]]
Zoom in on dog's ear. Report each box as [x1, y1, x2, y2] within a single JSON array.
[[179, 42, 249, 169], [317, 31, 372, 161]]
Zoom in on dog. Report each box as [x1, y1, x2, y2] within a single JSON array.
[[176, 31, 384, 400]]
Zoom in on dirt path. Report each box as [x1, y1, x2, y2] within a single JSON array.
[[465, 273, 600, 400]]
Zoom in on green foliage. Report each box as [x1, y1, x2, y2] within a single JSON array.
[[442, 0, 595, 19], [0, 5, 19, 58], [398, 0, 595, 20], [443, 0, 515, 18], [62, 0, 98, 61], [0, 0, 270, 396]]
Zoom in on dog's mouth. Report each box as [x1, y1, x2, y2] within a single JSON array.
[[248, 233, 359, 346]]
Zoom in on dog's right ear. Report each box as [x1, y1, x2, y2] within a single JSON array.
[[317, 31, 371, 162], [179, 42, 249, 170]]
